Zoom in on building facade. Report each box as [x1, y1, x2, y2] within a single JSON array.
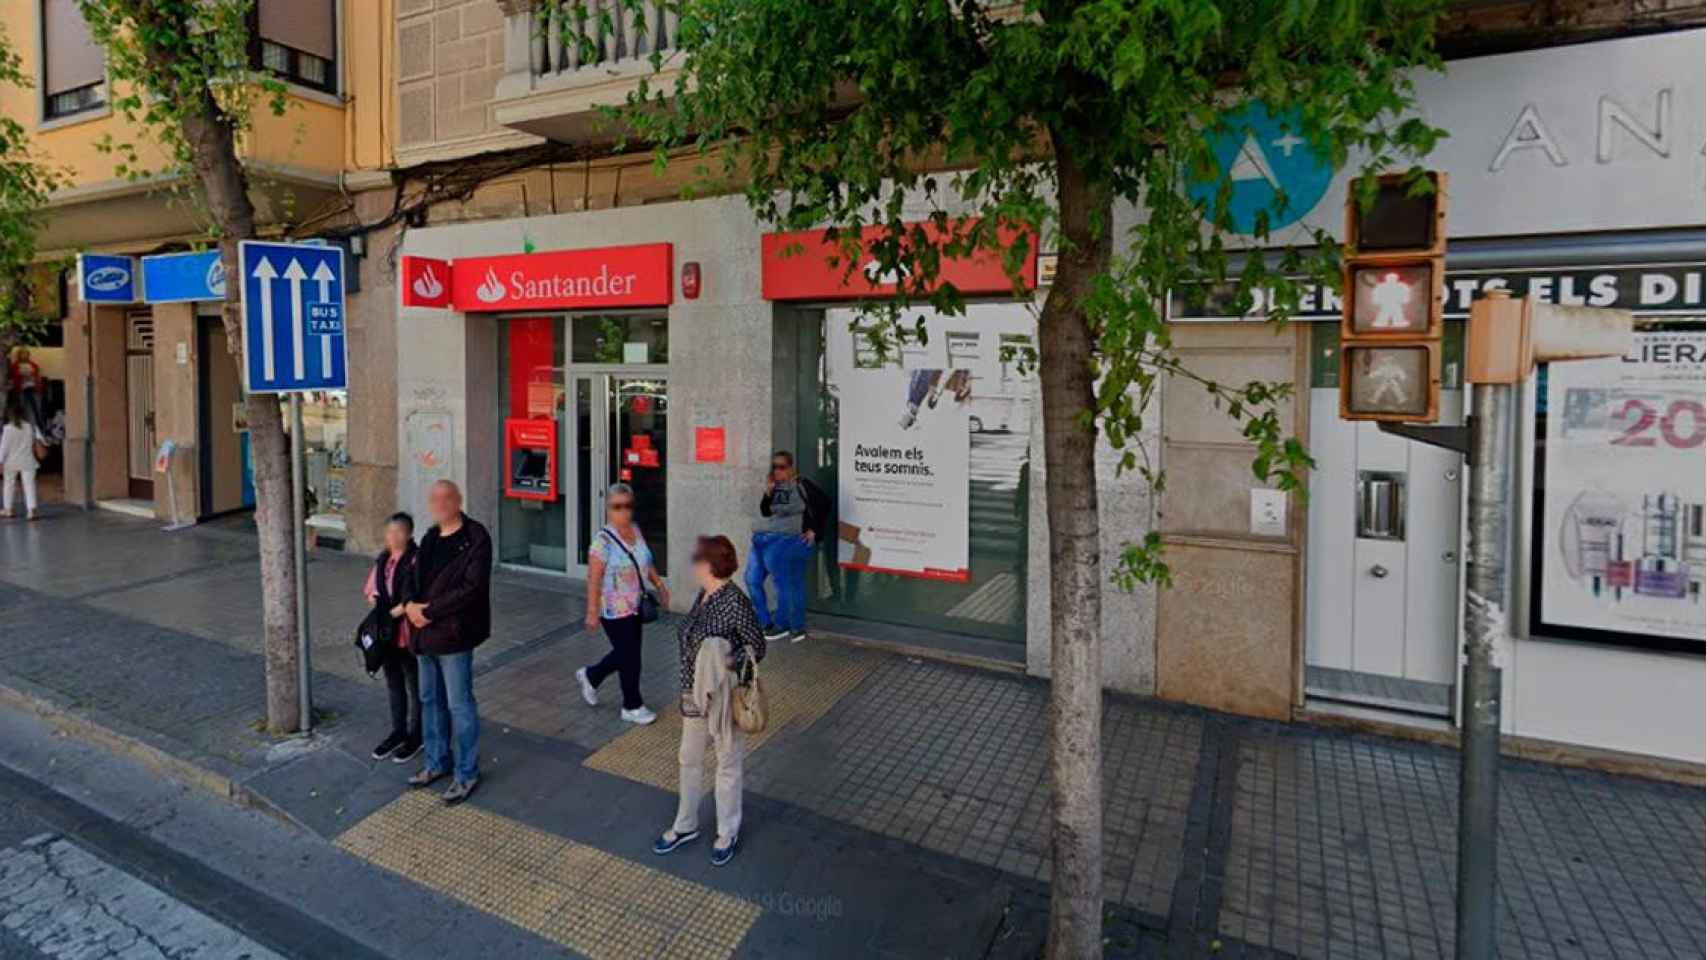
[[17, 0, 1706, 772], [2, 0, 393, 534], [1159, 28, 1706, 770], [372, 3, 1706, 770]]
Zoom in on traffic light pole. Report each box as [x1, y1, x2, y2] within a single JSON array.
[[1457, 384, 1513, 960]]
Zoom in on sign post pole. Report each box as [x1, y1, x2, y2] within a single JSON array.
[[290, 393, 313, 735], [241, 240, 346, 738]]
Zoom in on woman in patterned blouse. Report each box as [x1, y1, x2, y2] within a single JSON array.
[[653, 535, 766, 866]]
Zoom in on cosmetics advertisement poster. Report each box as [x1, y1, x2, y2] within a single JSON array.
[[1539, 329, 1706, 647], [837, 366, 972, 582]]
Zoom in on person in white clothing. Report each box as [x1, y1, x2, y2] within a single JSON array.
[[0, 399, 42, 520]]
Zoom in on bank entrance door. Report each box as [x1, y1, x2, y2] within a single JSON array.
[[569, 374, 669, 578], [1305, 327, 1463, 719]]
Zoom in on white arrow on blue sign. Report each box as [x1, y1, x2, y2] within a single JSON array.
[[239, 241, 347, 394]]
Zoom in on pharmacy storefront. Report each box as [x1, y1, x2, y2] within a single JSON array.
[[1166, 26, 1706, 767]]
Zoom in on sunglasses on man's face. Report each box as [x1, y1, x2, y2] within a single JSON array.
[[609, 501, 634, 512], [771, 463, 790, 473]]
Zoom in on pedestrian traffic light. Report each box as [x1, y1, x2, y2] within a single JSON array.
[[1339, 171, 1447, 422]]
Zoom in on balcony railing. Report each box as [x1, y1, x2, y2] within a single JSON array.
[[495, 0, 685, 142], [527, 1, 681, 78]]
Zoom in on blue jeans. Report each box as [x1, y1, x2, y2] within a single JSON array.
[[419, 651, 479, 784], [748, 532, 811, 632]]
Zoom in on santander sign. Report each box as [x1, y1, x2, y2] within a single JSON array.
[[449, 243, 672, 312]]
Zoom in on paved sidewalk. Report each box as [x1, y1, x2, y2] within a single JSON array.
[[4, 509, 1706, 959]]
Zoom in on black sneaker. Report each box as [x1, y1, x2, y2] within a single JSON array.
[[390, 738, 422, 763], [371, 733, 406, 760], [763, 626, 790, 642]]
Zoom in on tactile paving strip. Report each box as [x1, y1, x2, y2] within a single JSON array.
[[582, 640, 883, 792], [337, 791, 760, 959]]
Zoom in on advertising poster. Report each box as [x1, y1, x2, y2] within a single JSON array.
[[1537, 329, 1706, 651], [838, 366, 972, 582]]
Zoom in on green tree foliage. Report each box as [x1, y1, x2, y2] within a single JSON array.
[[0, 26, 64, 351], [76, 0, 305, 733], [595, 0, 1447, 581], [574, 1, 1446, 953]]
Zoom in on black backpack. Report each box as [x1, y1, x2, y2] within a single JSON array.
[[354, 607, 391, 676]]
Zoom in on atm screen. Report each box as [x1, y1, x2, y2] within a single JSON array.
[[510, 447, 551, 492]]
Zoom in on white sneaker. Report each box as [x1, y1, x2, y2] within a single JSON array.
[[620, 706, 657, 725], [574, 667, 598, 707]]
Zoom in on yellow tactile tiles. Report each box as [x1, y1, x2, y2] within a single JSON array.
[[337, 791, 761, 959], [583, 640, 883, 792]]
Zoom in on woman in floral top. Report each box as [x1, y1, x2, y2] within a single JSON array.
[[575, 483, 670, 726], [653, 535, 766, 867]]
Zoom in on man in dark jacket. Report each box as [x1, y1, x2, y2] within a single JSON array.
[[403, 480, 492, 804]]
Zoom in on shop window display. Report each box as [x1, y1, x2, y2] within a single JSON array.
[[498, 317, 568, 571], [795, 304, 1035, 643]]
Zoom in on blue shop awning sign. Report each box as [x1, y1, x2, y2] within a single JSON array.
[[141, 250, 227, 303], [75, 254, 139, 304]]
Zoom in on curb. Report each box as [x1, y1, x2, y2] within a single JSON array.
[[0, 680, 310, 833]]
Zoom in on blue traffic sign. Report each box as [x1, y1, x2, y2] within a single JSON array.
[[1186, 102, 1334, 235], [239, 241, 347, 394], [142, 250, 226, 303], [76, 254, 139, 303]]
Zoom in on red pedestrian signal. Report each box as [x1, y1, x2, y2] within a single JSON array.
[[1340, 172, 1447, 422]]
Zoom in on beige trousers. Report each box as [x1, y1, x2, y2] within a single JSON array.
[[672, 714, 746, 841]]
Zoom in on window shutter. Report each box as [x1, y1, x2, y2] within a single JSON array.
[[42, 0, 104, 95], [258, 0, 336, 61]]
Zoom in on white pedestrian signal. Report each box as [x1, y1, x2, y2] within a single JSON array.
[[239, 241, 348, 394]]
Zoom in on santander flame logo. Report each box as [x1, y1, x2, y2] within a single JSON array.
[[411, 263, 445, 301], [863, 259, 909, 285], [475, 266, 507, 304]]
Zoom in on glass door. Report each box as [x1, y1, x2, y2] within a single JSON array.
[[571, 374, 669, 577], [611, 377, 669, 575]]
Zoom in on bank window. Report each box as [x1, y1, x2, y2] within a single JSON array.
[[41, 0, 106, 121], [300, 391, 349, 533], [851, 325, 892, 369], [1000, 334, 1035, 384], [946, 332, 981, 368], [253, 0, 337, 94], [571, 315, 668, 364]]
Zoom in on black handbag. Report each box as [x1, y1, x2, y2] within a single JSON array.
[[602, 528, 660, 624], [355, 607, 390, 675]]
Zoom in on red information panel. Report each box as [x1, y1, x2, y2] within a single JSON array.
[[504, 418, 558, 502], [761, 220, 1037, 301], [400, 256, 452, 308], [452, 243, 673, 312], [694, 426, 726, 463]]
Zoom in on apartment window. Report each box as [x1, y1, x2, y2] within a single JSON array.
[[41, 0, 105, 121], [253, 0, 337, 94]]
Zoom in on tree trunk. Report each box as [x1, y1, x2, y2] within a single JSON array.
[[182, 108, 302, 734], [1041, 134, 1112, 959]]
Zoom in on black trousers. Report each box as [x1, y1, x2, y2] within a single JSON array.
[[587, 615, 645, 710], [383, 650, 421, 740]]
